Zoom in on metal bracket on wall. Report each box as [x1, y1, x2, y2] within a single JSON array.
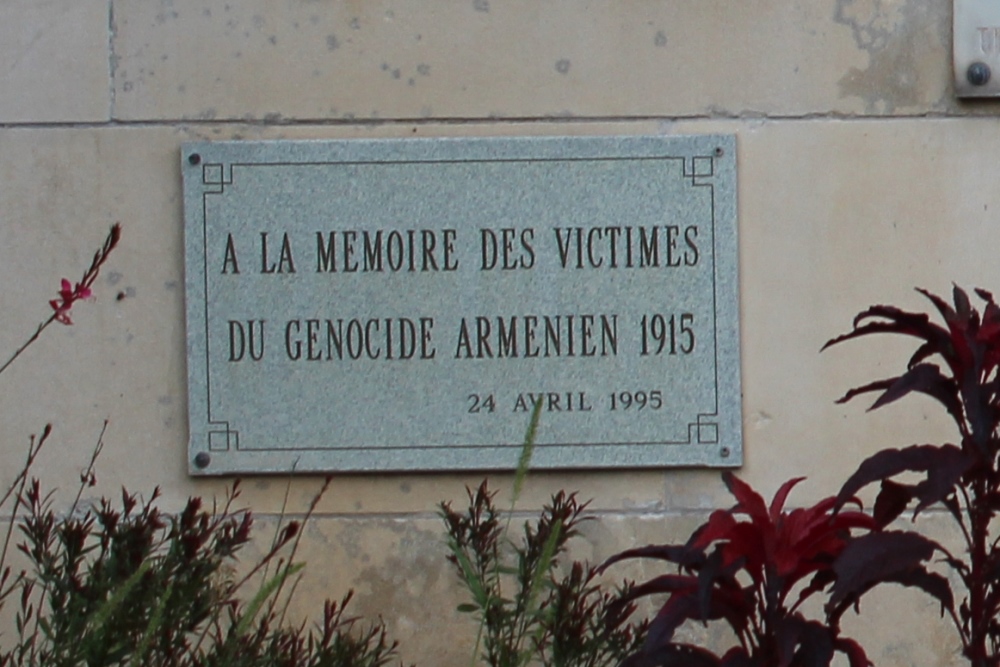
[[955, 0, 1000, 96]]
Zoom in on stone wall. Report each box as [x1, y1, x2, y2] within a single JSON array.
[[0, 1, 990, 665]]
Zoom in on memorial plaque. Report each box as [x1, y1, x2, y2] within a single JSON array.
[[182, 135, 741, 475]]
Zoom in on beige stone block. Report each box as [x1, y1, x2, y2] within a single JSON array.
[[0, 504, 968, 667], [240, 515, 464, 667], [0, 502, 961, 666], [733, 118, 1000, 502], [249, 511, 715, 667], [111, 0, 953, 122], [0, 0, 109, 122], [275, 511, 965, 667], [1, 117, 997, 524]]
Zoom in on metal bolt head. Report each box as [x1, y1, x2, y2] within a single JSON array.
[[968, 62, 992, 87], [194, 452, 211, 468]]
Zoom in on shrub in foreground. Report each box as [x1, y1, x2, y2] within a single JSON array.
[[823, 286, 1000, 667], [441, 480, 647, 667], [600, 473, 881, 667], [0, 224, 404, 667]]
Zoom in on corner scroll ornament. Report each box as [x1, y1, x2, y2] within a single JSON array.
[[682, 148, 723, 186], [187, 152, 234, 194], [208, 423, 239, 452], [690, 414, 719, 444], [200, 162, 233, 194]]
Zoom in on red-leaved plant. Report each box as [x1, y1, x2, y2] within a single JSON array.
[[600, 473, 878, 667], [823, 286, 1000, 667]]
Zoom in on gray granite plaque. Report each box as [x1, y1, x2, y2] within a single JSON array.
[[182, 135, 741, 475]]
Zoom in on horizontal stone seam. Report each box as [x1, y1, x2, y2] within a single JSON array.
[[0, 506, 958, 524], [0, 508, 718, 524], [184, 506, 959, 522], [0, 111, 996, 131]]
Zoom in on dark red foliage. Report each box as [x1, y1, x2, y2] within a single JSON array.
[[601, 473, 878, 667], [824, 285, 1000, 667]]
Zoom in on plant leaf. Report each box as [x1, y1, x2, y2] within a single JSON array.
[[450, 542, 491, 610], [234, 562, 306, 638], [599, 543, 704, 573], [822, 304, 948, 352], [866, 363, 962, 421], [917, 287, 958, 327], [690, 510, 738, 551], [133, 577, 173, 664], [884, 568, 954, 617], [769, 477, 806, 520], [829, 531, 942, 610], [953, 284, 972, 321], [833, 378, 895, 406], [794, 570, 836, 609], [909, 340, 939, 368], [696, 549, 725, 622], [642, 594, 700, 650], [512, 396, 543, 504], [917, 287, 973, 372], [722, 473, 769, 528], [872, 480, 913, 527], [86, 559, 153, 633], [834, 444, 972, 517], [777, 616, 834, 667], [523, 518, 562, 611], [607, 574, 699, 613]]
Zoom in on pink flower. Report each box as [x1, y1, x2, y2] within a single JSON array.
[[49, 278, 93, 325]]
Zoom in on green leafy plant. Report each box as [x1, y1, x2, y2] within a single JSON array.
[[601, 473, 880, 667], [441, 402, 645, 667], [441, 481, 645, 667], [0, 224, 406, 667], [3, 469, 404, 667], [823, 285, 1000, 667]]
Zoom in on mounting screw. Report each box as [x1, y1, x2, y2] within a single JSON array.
[[714, 147, 724, 157], [720, 446, 731, 458], [188, 153, 202, 166], [968, 62, 992, 87], [194, 452, 211, 468]]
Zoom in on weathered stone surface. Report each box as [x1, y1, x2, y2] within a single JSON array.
[[1, 1, 995, 665], [111, 0, 956, 122], [0, 0, 109, 122], [250, 510, 966, 667], [2, 117, 997, 508], [0, 115, 994, 666]]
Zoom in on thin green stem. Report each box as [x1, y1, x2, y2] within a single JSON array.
[[0, 315, 56, 377], [68, 420, 107, 517]]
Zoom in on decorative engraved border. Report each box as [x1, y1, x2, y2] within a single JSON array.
[[208, 424, 238, 452], [201, 163, 232, 192], [195, 151, 725, 454]]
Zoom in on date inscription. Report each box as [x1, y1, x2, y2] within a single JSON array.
[[467, 390, 664, 414]]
